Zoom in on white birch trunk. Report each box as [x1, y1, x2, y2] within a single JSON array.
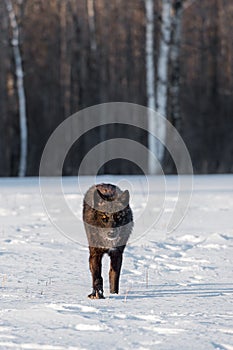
[[169, 0, 184, 128], [87, 0, 97, 51], [5, 0, 27, 177], [146, 0, 173, 174], [60, 1, 71, 117], [155, 0, 172, 167], [145, 0, 159, 174]]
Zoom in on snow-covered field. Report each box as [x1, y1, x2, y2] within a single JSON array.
[[0, 175, 233, 350]]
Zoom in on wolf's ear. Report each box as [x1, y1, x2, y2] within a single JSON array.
[[120, 190, 130, 206], [93, 189, 100, 207], [97, 189, 107, 200], [93, 189, 105, 207]]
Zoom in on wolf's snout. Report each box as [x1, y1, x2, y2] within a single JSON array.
[[107, 231, 117, 239]]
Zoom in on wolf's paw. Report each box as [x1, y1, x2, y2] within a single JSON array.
[[88, 290, 105, 299], [110, 290, 119, 294]]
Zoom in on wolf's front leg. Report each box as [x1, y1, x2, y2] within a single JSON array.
[[109, 250, 123, 294], [88, 249, 105, 299]]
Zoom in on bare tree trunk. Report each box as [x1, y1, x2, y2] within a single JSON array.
[[169, 0, 184, 130], [5, 0, 27, 177], [87, 0, 107, 174], [145, 0, 160, 174], [60, 0, 71, 117], [155, 0, 172, 163], [87, 0, 97, 52], [146, 0, 173, 174]]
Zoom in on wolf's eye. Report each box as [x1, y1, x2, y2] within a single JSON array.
[[114, 212, 124, 222], [102, 215, 109, 223]]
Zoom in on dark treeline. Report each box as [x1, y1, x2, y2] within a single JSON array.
[[0, 0, 232, 176]]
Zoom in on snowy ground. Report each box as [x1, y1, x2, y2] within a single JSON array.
[[0, 175, 233, 350]]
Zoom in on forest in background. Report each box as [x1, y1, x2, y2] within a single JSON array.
[[0, 0, 232, 176]]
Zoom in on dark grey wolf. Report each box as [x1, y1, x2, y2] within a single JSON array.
[[83, 183, 133, 299]]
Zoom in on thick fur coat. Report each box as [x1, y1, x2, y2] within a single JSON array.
[[83, 183, 133, 299]]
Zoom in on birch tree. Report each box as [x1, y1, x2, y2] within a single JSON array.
[[5, 0, 27, 177], [169, 0, 184, 130], [60, 0, 71, 117], [155, 0, 172, 166], [146, 0, 172, 174], [145, 0, 159, 174], [87, 0, 97, 52]]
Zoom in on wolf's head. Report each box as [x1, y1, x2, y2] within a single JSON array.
[[83, 184, 133, 247], [93, 185, 130, 239]]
